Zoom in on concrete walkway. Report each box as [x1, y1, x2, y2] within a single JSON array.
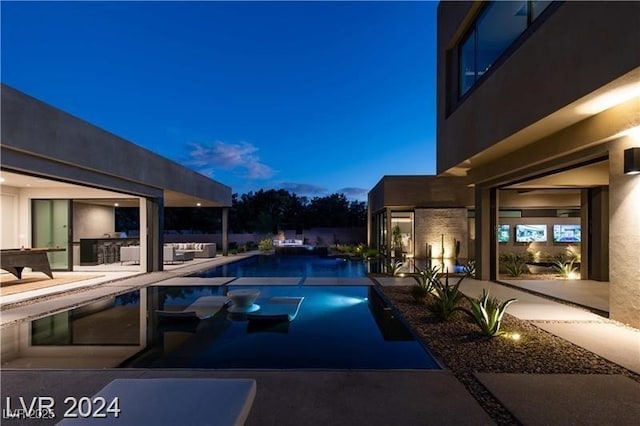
[[460, 278, 640, 375]]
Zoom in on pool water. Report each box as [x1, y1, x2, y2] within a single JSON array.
[[123, 285, 439, 369], [1, 255, 440, 370], [191, 255, 373, 278]]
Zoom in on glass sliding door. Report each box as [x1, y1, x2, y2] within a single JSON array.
[[375, 210, 387, 256], [391, 212, 415, 258], [32, 199, 71, 270]]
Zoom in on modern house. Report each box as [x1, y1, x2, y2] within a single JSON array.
[[367, 174, 583, 269], [368, 175, 473, 264], [436, 1, 640, 327], [1, 84, 232, 273]]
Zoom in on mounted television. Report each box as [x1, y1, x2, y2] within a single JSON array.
[[497, 224, 510, 243], [515, 224, 547, 243], [553, 224, 581, 243]]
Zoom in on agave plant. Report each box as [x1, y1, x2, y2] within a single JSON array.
[[463, 259, 476, 278], [499, 253, 528, 277], [554, 259, 579, 279], [388, 259, 405, 276], [463, 289, 517, 337], [409, 264, 440, 304], [429, 270, 465, 320]]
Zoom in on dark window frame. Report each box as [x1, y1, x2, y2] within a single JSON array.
[[450, 0, 561, 112]]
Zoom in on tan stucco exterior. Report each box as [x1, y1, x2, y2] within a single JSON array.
[[436, 1, 640, 327]]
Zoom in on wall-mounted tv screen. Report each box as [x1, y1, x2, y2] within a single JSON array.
[[553, 224, 581, 243], [497, 224, 510, 243], [515, 224, 547, 243]]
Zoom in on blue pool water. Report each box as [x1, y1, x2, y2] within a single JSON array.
[[4, 255, 440, 370], [121, 285, 439, 369], [192, 255, 372, 278]]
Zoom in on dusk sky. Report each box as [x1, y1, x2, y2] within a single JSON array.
[[1, 1, 438, 200]]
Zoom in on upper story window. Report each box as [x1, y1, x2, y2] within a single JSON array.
[[459, 0, 553, 98]]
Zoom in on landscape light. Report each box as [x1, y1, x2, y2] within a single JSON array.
[[503, 332, 521, 341]]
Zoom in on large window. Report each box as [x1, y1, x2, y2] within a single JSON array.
[[391, 212, 414, 258], [459, 0, 553, 98]]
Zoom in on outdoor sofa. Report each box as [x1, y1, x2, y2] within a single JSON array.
[[167, 242, 217, 258]]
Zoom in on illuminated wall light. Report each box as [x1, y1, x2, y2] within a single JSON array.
[[624, 147, 640, 175], [114, 203, 119, 207], [196, 202, 202, 207]]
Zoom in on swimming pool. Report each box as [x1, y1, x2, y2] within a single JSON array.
[[191, 254, 373, 278], [1, 285, 440, 370], [125, 285, 438, 369]]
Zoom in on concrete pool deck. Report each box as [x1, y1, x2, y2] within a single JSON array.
[[2, 256, 640, 424]]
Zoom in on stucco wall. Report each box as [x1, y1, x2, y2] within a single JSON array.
[[608, 136, 640, 328], [437, 1, 640, 173], [374, 175, 473, 209], [73, 203, 115, 240]]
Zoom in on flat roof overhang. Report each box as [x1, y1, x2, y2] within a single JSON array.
[[1, 84, 232, 207], [443, 67, 640, 187]]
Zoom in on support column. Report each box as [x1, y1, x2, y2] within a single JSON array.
[[580, 189, 590, 280], [608, 137, 640, 328], [385, 208, 392, 257], [474, 186, 498, 280], [583, 187, 609, 281], [144, 197, 163, 272], [222, 207, 229, 256]]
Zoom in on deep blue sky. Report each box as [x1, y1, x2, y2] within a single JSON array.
[[1, 1, 438, 200]]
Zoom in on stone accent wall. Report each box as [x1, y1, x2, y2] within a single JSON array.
[[414, 208, 468, 260]]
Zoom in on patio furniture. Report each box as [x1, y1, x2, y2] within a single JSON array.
[[163, 245, 185, 264], [120, 246, 140, 265], [156, 296, 230, 320], [56, 378, 257, 425], [168, 242, 217, 258], [247, 297, 304, 322], [0, 248, 65, 279]]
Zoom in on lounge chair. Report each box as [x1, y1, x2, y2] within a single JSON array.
[[156, 296, 229, 321], [247, 296, 304, 322], [57, 378, 256, 425]]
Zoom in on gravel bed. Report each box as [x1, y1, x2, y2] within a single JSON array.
[[381, 286, 640, 425]]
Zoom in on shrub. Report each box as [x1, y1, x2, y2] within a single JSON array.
[[429, 271, 465, 321], [499, 253, 528, 277], [463, 289, 517, 337], [258, 238, 273, 252]]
